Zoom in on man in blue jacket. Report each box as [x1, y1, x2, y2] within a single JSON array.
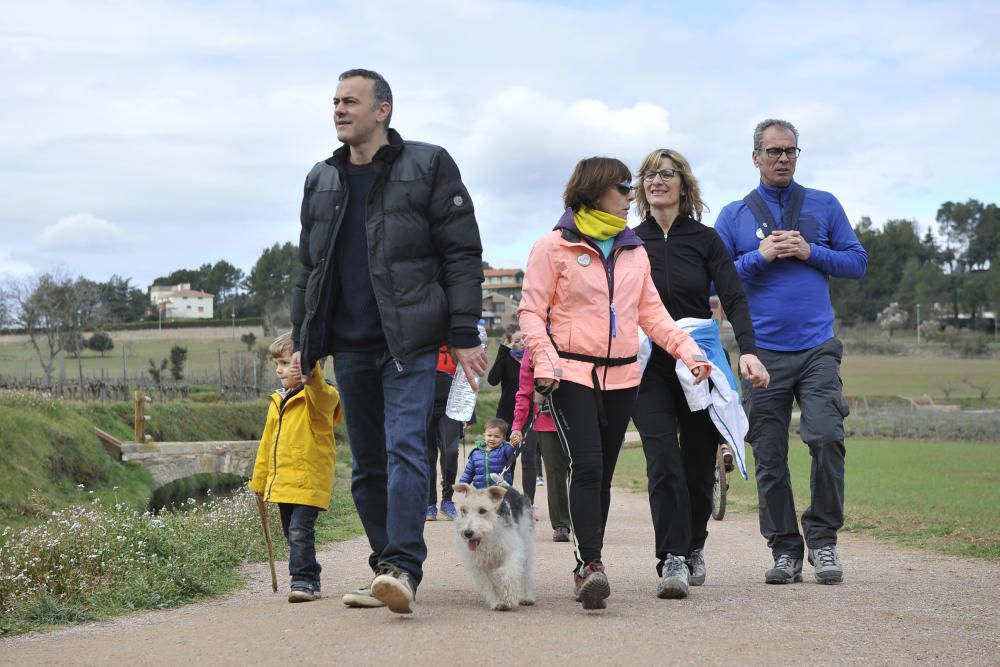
[[714, 119, 868, 586]]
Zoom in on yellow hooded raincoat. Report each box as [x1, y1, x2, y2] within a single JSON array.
[[248, 363, 343, 509]]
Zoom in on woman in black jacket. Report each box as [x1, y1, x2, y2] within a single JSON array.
[[487, 325, 538, 505], [632, 148, 769, 600]]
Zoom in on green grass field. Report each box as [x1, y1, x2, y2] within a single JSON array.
[[4, 330, 998, 402], [614, 438, 1000, 560], [0, 333, 256, 380], [840, 354, 1000, 401]]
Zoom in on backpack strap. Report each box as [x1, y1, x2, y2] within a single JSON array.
[[743, 183, 806, 236]]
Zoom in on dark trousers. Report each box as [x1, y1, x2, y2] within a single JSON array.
[[278, 503, 321, 590], [537, 430, 571, 530], [334, 349, 437, 587], [426, 413, 461, 506], [632, 358, 718, 575], [746, 337, 849, 558], [549, 380, 638, 574]]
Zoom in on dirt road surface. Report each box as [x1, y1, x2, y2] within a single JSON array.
[[2, 485, 997, 666]]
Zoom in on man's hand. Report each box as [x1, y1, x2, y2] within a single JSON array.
[[290, 351, 310, 383], [509, 430, 523, 447], [452, 345, 488, 389], [759, 230, 811, 261], [691, 364, 710, 385], [771, 230, 811, 260], [739, 353, 770, 388], [757, 233, 782, 262]]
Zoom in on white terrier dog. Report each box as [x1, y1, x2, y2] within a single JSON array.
[[452, 482, 535, 611]]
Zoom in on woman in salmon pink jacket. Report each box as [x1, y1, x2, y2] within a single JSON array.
[[517, 156, 711, 611]]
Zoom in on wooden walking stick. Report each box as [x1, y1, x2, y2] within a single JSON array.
[[255, 494, 278, 592]]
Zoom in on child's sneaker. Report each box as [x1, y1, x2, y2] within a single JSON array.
[[288, 584, 318, 603], [439, 499, 457, 520], [536, 475, 545, 486], [426, 504, 438, 521], [574, 561, 610, 610], [552, 527, 570, 542]]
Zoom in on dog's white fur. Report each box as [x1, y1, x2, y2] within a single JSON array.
[[452, 482, 535, 611]]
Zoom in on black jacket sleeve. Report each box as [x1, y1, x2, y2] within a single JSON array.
[[290, 174, 314, 353], [426, 149, 484, 349], [708, 230, 757, 355], [487, 345, 511, 386]]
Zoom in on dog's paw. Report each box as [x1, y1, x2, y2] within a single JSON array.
[[518, 597, 535, 606], [491, 600, 514, 611]]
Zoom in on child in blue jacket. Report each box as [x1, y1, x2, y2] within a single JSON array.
[[459, 418, 516, 488]]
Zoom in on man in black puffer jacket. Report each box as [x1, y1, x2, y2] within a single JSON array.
[[289, 69, 486, 614]]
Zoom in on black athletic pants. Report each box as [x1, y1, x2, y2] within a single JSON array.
[[549, 380, 637, 574], [631, 356, 717, 576]]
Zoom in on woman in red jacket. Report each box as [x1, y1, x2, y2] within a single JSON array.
[[517, 157, 710, 610]]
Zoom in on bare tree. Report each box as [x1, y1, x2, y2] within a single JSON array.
[[2, 271, 100, 385], [962, 377, 991, 401]]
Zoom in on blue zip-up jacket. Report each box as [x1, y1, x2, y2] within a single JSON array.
[[459, 441, 516, 489], [713, 180, 868, 351]]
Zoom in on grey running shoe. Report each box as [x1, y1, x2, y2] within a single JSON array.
[[765, 554, 803, 584], [688, 548, 706, 587], [552, 527, 570, 542], [808, 544, 844, 584], [371, 564, 416, 614], [342, 585, 385, 608], [657, 554, 689, 599]]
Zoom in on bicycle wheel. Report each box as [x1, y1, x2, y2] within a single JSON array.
[[711, 455, 727, 521]]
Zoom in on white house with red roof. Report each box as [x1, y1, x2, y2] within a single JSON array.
[[149, 283, 215, 320]]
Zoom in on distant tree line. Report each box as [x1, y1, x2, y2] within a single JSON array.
[[2, 199, 997, 384], [0, 242, 299, 384], [831, 199, 999, 331]]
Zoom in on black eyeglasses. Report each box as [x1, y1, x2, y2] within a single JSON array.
[[758, 147, 802, 159], [642, 169, 680, 182], [615, 181, 635, 196]]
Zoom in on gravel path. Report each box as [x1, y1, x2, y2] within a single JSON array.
[[2, 485, 997, 666]]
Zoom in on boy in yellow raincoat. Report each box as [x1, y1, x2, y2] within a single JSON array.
[[249, 332, 343, 603]]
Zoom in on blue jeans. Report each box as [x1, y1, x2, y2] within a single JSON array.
[[334, 349, 437, 588], [278, 503, 321, 590]]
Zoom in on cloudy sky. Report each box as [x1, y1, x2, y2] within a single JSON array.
[[2, 0, 997, 292]]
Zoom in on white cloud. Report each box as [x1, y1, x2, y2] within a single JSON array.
[[37, 213, 124, 252], [0, 249, 35, 279]]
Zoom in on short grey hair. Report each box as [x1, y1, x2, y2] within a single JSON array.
[[339, 68, 393, 128], [753, 119, 799, 150]]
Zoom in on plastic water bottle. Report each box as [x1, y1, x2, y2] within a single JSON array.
[[445, 321, 488, 422]]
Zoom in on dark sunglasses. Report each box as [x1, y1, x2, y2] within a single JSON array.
[[615, 181, 635, 196]]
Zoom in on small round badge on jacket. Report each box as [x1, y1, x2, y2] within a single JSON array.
[[578, 254, 591, 266], [453, 195, 464, 206]]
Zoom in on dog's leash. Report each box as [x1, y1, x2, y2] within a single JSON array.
[[492, 386, 551, 486]]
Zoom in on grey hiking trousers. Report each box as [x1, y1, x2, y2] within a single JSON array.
[[744, 337, 851, 558]]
